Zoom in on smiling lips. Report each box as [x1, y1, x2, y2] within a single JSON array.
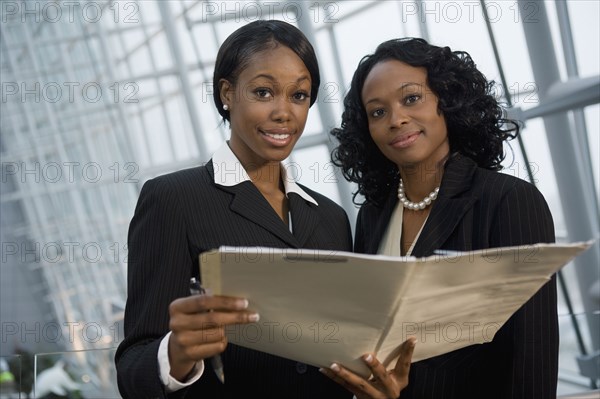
[[260, 128, 293, 146], [390, 131, 421, 148]]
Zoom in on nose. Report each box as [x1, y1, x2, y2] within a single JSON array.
[[390, 104, 410, 128], [270, 97, 291, 123]]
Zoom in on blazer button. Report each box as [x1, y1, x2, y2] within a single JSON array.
[[296, 362, 307, 374]]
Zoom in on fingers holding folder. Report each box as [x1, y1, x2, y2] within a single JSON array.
[[320, 337, 416, 399], [167, 294, 260, 381]]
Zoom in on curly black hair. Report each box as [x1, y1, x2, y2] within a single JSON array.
[[330, 38, 519, 206]]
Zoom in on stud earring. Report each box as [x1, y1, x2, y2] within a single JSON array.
[[223, 104, 229, 111]]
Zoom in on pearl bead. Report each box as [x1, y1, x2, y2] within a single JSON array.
[[397, 178, 440, 210]]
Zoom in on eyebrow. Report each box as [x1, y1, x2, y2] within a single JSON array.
[[364, 82, 422, 105], [250, 74, 310, 84]]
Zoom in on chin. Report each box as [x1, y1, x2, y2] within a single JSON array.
[[263, 148, 293, 162]]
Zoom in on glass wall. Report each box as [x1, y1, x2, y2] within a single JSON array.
[[1, 0, 598, 395]]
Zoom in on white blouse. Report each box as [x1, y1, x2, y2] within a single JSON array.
[[377, 201, 429, 256]]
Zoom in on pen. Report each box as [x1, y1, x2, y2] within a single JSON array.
[[433, 249, 463, 256], [189, 277, 225, 384]]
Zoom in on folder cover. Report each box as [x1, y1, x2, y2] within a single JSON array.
[[199, 241, 591, 377]]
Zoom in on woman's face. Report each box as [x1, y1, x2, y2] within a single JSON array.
[[220, 45, 312, 167], [361, 60, 450, 172]]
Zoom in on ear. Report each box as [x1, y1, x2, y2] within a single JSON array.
[[219, 79, 233, 108]]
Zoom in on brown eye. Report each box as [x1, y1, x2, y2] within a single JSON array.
[[370, 109, 385, 118], [293, 91, 309, 101], [404, 94, 421, 105], [254, 88, 272, 98]]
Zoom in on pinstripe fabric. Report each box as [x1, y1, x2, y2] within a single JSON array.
[[355, 154, 558, 399], [115, 162, 353, 399]]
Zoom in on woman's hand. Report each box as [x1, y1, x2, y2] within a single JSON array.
[[320, 337, 416, 399], [167, 294, 259, 381]]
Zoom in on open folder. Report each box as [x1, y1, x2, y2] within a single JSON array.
[[199, 241, 592, 377]]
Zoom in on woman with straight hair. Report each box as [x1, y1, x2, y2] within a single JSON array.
[[116, 20, 413, 399]]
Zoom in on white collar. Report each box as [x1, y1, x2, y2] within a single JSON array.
[[211, 142, 318, 206]]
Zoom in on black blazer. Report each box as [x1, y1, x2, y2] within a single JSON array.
[[115, 162, 354, 399], [355, 154, 558, 399]]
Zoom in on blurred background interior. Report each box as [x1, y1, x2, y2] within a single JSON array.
[[0, 0, 598, 397]]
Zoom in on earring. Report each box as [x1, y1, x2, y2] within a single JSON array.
[[223, 104, 229, 111]]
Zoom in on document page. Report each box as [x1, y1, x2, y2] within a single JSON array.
[[199, 242, 591, 377]]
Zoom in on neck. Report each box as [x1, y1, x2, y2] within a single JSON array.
[[245, 162, 283, 194], [398, 158, 446, 201], [227, 140, 284, 193]]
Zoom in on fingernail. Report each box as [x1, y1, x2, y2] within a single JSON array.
[[248, 313, 260, 322], [237, 299, 249, 309], [330, 363, 340, 372], [364, 354, 373, 363], [318, 368, 325, 374]]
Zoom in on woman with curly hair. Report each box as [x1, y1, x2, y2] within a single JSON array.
[[327, 38, 558, 398]]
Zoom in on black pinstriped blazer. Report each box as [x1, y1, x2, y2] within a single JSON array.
[[355, 153, 558, 399], [115, 161, 354, 399]]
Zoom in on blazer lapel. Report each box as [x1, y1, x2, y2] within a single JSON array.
[[207, 161, 301, 248], [288, 192, 320, 247], [411, 154, 478, 257], [367, 191, 399, 254]]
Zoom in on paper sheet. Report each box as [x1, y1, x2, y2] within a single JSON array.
[[199, 241, 592, 377]]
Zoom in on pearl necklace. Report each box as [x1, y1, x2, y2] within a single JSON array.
[[397, 178, 440, 210]]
